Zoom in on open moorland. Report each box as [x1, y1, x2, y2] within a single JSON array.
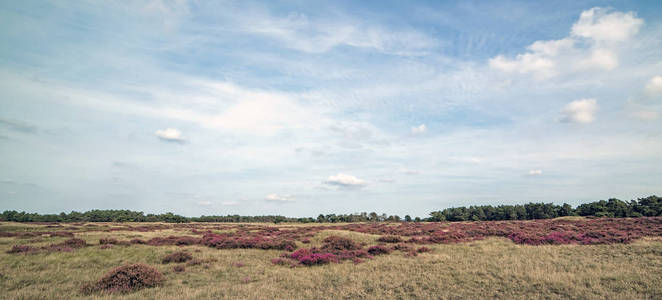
[[1, 217, 662, 299]]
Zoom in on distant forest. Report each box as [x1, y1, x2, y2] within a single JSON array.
[[1, 195, 660, 223]]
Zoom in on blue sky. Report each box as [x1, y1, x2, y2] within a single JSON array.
[[1, 1, 661, 217]]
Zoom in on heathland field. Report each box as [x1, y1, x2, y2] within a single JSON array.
[[1, 218, 662, 299]]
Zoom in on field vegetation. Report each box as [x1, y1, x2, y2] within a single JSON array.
[[1, 217, 661, 299]]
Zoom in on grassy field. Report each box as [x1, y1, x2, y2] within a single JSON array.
[[1, 221, 661, 299]]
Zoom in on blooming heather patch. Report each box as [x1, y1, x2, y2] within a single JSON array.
[[201, 233, 296, 251], [321, 236, 361, 251], [85, 264, 164, 294], [298, 253, 338, 265], [278, 246, 373, 266]]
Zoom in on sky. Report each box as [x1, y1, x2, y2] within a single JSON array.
[[1, 1, 661, 218]]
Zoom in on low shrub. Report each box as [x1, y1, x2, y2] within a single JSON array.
[[321, 236, 361, 251], [377, 235, 402, 243], [44, 245, 73, 252], [367, 245, 391, 255], [391, 243, 412, 252], [416, 246, 431, 253], [49, 232, 75, 238], [162, 251, 193, 264], [298, 253, 338, 265], [173, 265, 185, 273], [7, 245, 38, 254], [62, 238, 87, 248], [87, 264, 164, 294]]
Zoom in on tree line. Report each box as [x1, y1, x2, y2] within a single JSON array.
[[429, 196, 660, 221], [1, 195, 659, 223]]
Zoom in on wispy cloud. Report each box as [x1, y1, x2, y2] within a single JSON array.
[[0, 118, 37, 133], [238, 11, 438, 56], [265, 193, 295, 203]]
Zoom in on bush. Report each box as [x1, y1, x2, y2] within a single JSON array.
[[321, 236, 361, 251], [377, 235, 402, 243], [162, 251, 193, 264], [7, 245, 38, 254], [416, 246, 431, 253], [99, 238, 129, 246], [49, 231, 75, 238], [367, 245, 391, 255], [298, 253, 338, 265], [88, 264, 164, 294], [173, 265, 185, 273], [62, 238, 87, 248], [391, 243, 412, 252]]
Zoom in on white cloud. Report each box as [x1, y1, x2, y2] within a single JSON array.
[[197, 200, 212, 206], [581, 48, 618, 70], [626, 76, 662, 120], [489, 53, 556, 80], [528, 38, 574, 56], [155, 128, 185, 143], [200, 81, 327, 135], [222, 201, 238, 206], [265, 193, 295, 202], [489, 7, 643, 79], [528, 169, 542, 175], [560, 99, 598, 123], [411, 124, 426, 134], [323, 173, 368, 189], [571, 8, 643, 42], [646, 76, 662, 95]]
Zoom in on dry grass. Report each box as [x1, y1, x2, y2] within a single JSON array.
[[0, 222, 661, 299]]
